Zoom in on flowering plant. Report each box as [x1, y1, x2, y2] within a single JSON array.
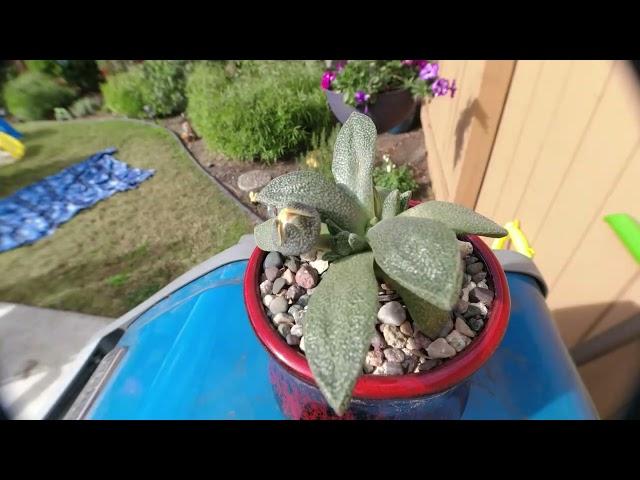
[[321, 60, 456, 110]]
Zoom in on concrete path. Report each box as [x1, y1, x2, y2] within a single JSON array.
[[0, 302, 112, 419]]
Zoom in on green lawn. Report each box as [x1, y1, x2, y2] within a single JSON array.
[[0, 119, 253, 317]]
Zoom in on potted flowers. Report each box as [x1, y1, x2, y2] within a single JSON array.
[[321, 60, 456, 134], [244, 113, 508, 419]]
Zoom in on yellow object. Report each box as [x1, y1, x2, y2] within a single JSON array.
[[0, 132, 25, 160], [306, 156, 319, 169], [491, 219, 536, 258]]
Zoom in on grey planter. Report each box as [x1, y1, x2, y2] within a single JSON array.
[[325, 89, 417, 134]]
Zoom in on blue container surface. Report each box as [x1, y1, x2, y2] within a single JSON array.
[[87, 262, 598, 420]]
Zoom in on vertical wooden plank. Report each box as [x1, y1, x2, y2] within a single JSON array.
[[421, 102, 449, 200], [517, 61, 613, 241], [533, 61, 640, 287], [451, 61, 516, 208], [493, 61, 574, 222], [548, 145, 640, 347], [441, 61, 470, 191], [475, 61, 544, 219]]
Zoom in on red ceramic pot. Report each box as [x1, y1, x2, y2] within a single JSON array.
[[244, 205, 510, 419]]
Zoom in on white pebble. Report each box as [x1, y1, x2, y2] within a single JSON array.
[[446, 330, 472, 352], [377, 301, 406, 326], [281, 269, 295, 285], [262, 294, 275, 308], [455, 317, 476, 338], [290, 324, 303, 337], [427, 338, 457, 359], [309, 258, 329, 275], [458, 240, 474, 257]]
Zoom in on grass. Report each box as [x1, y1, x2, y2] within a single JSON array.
[[0, 119, 253, 317]]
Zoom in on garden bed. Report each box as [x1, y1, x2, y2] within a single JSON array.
[[161, 116, 434, 220]]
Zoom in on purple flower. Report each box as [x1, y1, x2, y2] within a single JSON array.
[[321, 71, 336, 90], [416, 60, 429, 69], [431, 78, 450, 97], [335, 60, 347, 71], [354, 90, 370, 105], [419, 62, 439, 81]]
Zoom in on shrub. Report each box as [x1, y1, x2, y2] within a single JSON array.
[[373, 154, 419, 193], [2, 72, 76, 120], [0, 61, 19, 109], [25, 60, 100, 93], [96, 60, 140, 77], [69, 95, 102, 118], [100, 66, 149, 118], [299, 124, 339, 180], [141, 60, 188, 117], [187, 61, 331, 163]]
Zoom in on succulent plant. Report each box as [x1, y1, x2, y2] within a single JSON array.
[[254, 112, 507, 415]]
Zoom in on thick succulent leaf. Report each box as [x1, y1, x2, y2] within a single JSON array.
[[381, 271, 451, 339], [332, 112, 377, 220], [304, 251, 379, 416], [381, 189, 401, 220], [257, 170, 368, 235], [399, 191, 412, 212], [347, 232, 368, 253], [274, 203, 321, 256], [374, 186, 392, 219], [254, 218, 279, 252], [333, 231, 368, 256], [367, 216, 463, 311], [401, 201, 507, 238]]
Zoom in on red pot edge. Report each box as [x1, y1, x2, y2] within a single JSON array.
[[244, 228, 511, 400]]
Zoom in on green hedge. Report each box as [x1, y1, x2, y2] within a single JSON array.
[[2, 72, 76, 120], [100, 61, 188, 118], [186, 61, 332, 163], [25, 60, 100, 93], [100, 66, 149, 118]]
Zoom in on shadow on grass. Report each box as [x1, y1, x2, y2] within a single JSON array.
[[0, 154, 91, 198], [0, 240, 185, 317], [22, 128, 57, 142]]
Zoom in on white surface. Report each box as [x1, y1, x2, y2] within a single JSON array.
[[0, 302, 112, 419]]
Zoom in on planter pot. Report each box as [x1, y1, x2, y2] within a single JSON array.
[[244, 208, 510, 420], [325, 89, 417, 134]]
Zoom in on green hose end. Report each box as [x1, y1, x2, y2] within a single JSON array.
[[604, 213, 640, 265]]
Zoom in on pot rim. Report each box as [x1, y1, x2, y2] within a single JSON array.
[[324, 88, 413, 99], [244, 224, 510, 400]]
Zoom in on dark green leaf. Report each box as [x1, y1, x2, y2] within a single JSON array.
[[304, 252, 379, 415], [401, 201, 507, 238], [367, 216, 463, 311]]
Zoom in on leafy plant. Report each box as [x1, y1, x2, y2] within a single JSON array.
[[26, 60, 101, 93], [254, 112, 506, 415], [141, 60, 189, 117], [2, 72, 76, 120], [54, 108, 73, 121], [322, 60, 456, 110], [100, 66, 149, 118], [69, 95, 102, 118], [186, 61, 332, 163], [299, 124, 340, 180], [373, 154, 419, 193], [96, 60, 141, 77]]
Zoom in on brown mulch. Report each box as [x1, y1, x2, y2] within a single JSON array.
[[164, 116, 435, 218]]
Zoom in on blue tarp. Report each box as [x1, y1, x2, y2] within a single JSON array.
[[0, 148, 155, 253]]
